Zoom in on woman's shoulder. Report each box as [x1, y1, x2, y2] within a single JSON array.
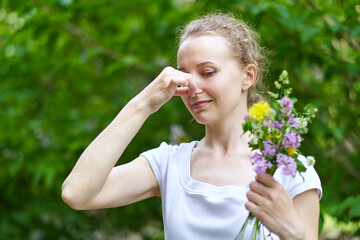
[[273, 153, 322, 199], [141, 140, 198, 156], [157, 140, 198, 150]]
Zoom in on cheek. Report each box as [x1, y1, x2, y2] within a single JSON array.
[[181, 96, 195, 115], [181, 96, 190, 108]]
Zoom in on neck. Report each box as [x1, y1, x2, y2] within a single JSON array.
[[201, 102, 250, 155]]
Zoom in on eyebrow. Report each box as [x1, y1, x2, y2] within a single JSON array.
[[177, 61, 217, 71], [196, 61, 216, 67]]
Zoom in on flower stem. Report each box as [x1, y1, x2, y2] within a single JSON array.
[[235, 213, 262, 240]]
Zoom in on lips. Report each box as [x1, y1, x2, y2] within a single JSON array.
[[191, 100, 212, 110]]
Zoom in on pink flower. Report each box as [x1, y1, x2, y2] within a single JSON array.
[[263, 119, 272, 127], [272, 120, 285, 129], [281, 96, 293, 112], [282, 160, 297, 177], [251, 152, 273, 175], [263, 119, 284, 128], [282, 131, 302, 148], [288, 113, 299, 129], [263, 139, 277, 157], [276, 153, 297, 177], [244, 113, 249, 121]]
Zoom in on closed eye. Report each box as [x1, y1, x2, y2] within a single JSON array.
[[203, 71, 215, 77]]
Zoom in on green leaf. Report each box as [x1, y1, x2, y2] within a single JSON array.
[[262, 126, 268, 137], [296, 159, 306, 173], [267, 91, 279, 99], [258, 139, 264, 151], [242, 120, 252, 132], [278, 70, 289, 84], [290, 97, 297, 104], [269, 99, 280, 110], [274, 80, 281, 89], [300, 25, 322, 42]]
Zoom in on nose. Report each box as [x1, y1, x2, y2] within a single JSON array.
[[192, 75, 204, 95], [195, 88, 204, 95]]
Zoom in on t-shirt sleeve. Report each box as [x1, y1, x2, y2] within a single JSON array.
[[274, 154, 323, 200], [140, 142, 170, 190]]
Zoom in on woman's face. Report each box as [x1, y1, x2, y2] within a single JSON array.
[[177, 34, 251, 124]]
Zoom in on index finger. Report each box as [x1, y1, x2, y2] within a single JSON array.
[[185, 75, 198, 97], [255, 173, 278, 188], [174, 87, 190, 96]]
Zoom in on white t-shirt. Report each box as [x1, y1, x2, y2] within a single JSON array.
[[141, 141, 322, 240]]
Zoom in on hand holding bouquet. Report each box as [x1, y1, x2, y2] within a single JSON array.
[[235, 70, 317, 240]]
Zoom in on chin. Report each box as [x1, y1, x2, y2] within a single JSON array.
[[185, 106, 216, 125], [191, 113, 216, 125], [193, 118, 206, 125]]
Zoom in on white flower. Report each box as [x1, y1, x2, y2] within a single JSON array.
[[268, 108, 276, 119], [251, 121, 264, 139], [249, 134, 259, 145], [306, 156, 316, 166], [298, 117, 308, 129], [251, 121, 262, 130]]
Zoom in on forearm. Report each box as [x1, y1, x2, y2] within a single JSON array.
[[278, 223, 306, 240], [62, 97, 152, 206], [279, 192, 320, 240]]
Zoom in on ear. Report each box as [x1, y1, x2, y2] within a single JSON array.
[[242, 64, 257, 90]]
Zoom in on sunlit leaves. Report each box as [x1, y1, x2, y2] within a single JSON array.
[[1, 0, 359, 238]]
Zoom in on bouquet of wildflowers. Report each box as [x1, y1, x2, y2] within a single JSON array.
[[235, 70, 317, 240]]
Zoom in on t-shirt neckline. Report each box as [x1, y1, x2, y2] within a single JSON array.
[[179, 141, 249, 198]]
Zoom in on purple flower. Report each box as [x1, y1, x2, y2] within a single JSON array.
[[276, 153, 289, 165], [272, 120, 285, 129], [263, 139, 277, 157], [282, 161, 297, 177], [251, 152, 273, 175], [288, 113, 298, 128], [282, 131, 302, 148], [263, 120, 272, 127], [276, 153, 297, 177], [281, 96, 294, 112], [244, 113, 249, 121]]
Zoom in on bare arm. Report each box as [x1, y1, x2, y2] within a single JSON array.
[[61, 100, 154, 210], [62, 67, 197, 210], [293, 189, 320, 239]]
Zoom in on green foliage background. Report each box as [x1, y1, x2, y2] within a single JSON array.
[[1, 0, 359, 239]]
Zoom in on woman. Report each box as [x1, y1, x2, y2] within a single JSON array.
[[62, 13, 322, 239]]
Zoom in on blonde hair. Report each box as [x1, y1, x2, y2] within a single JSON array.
[[179, 12, 268, 107]]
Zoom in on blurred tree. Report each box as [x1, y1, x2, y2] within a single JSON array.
[[0, 0, 359, 239]]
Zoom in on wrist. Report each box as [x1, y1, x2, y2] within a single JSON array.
[[279, 227, 306, 240], [127, 96, 154, 116]]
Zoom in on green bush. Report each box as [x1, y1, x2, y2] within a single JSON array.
[[1, 0, 359, 238]]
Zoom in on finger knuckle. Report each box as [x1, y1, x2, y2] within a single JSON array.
[[267, 191, 278, 201], [255, 210, 265, 220], [163, 66, 174, 74], [263, 200, 272, 209], [249, 181, 256, 189], [244, 202, 251, 211], [246, 191, 253, 200]]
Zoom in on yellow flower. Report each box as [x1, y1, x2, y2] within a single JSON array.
[[248, 101, 271, 120], [267, 133, 280, 140], [286, 147, 296, 156]]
